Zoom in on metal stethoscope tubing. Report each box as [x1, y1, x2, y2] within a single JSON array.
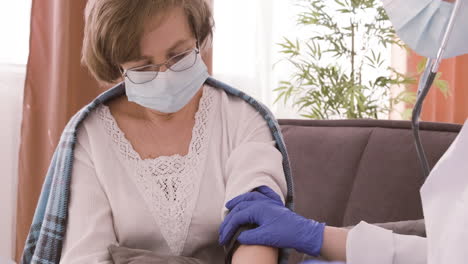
[[411, 0, 463, 178]]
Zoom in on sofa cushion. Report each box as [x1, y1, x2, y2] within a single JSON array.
[[373, 219, 426, 237], [279, 124, 373, 227], [279, 119, 460, 225], [342, 126, 457, 225], [279, 119, 461, 264]]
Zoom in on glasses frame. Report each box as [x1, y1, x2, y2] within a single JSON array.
[[123, 46, 200, 84]]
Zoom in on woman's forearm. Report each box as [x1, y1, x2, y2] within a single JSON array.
[[232, 245, 278, 264], [231, 227, 347, 263], [320, 226, 349, 262]]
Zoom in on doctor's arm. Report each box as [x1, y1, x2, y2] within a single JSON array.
[[321, 224, 428, 264], [220, 186, 428, 264], [321, 222, 428, 264], [219, 186, 347, 262]]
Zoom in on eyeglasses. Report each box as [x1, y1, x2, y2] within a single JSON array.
[[123, 48, 200, 84]]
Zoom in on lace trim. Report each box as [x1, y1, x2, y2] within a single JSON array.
[[97, 86, 215, 255]]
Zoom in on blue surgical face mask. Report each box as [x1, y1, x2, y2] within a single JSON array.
[[124, 51, 209, 113], [384, 0, 468, 59]]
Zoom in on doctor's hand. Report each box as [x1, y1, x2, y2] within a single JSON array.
[[219, 186, 326, 257]]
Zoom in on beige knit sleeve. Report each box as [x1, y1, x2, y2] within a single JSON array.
[[222, 103, 287, 219], [60, 127, 116, 264]]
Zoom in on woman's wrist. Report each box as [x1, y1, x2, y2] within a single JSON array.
[[320, 226, 349, 262], [232, 245, 278, 264]]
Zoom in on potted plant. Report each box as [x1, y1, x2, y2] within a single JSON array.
[[275, 0, 447, 119]]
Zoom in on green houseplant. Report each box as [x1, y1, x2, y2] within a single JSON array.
[[275, 0, 447, 119]]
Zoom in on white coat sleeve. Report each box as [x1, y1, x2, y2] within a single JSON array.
[[60, 127, 117, 264], [222, 102, 288, 218], [347, 221, 427, 264]]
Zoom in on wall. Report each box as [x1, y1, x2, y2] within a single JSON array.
[[0, 2, 31, 261], [0, 64, 25, 263]]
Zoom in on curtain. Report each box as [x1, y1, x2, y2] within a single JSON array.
[[15, 0, 213, 262], [15, 0, 103, 261], [408, 53, 468, 124]]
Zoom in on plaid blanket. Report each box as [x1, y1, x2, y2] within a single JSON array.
[[21, 77, 294, 264]]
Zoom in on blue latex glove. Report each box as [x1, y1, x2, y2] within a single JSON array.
[[219, 186, 326, 257]]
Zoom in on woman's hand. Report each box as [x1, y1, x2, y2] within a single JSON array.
[[219, 186, 326, 257]]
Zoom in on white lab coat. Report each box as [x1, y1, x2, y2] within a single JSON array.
[[346, 120, 468, 264]]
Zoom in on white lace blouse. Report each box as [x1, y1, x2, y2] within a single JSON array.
[[60, 85, 287, 263]]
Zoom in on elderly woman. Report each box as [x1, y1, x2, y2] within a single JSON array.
[[38, 0, 290, 263]]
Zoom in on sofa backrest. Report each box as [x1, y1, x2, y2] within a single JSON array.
[[279, 119, 462, 227]]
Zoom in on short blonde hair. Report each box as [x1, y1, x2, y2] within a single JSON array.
[[82, 0, 214, 84]]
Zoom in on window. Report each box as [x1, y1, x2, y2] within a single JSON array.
[[213, 0, 304, 118], [212, 0, 402, 119], [0, 1, 32, 65], [0, 1, 32, 262]]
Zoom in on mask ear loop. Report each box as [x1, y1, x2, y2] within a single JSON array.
[[119, 66, 127, 82], [195, 33, 201, 52], [194, 27, 204, 51]]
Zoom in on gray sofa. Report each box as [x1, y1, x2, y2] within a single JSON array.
[[279, 119, 462, 263]]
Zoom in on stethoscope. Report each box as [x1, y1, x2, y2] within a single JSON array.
[[412, 0, 463, 178]]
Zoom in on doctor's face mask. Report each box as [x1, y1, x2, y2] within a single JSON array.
[[384, 0, 468, 59]]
